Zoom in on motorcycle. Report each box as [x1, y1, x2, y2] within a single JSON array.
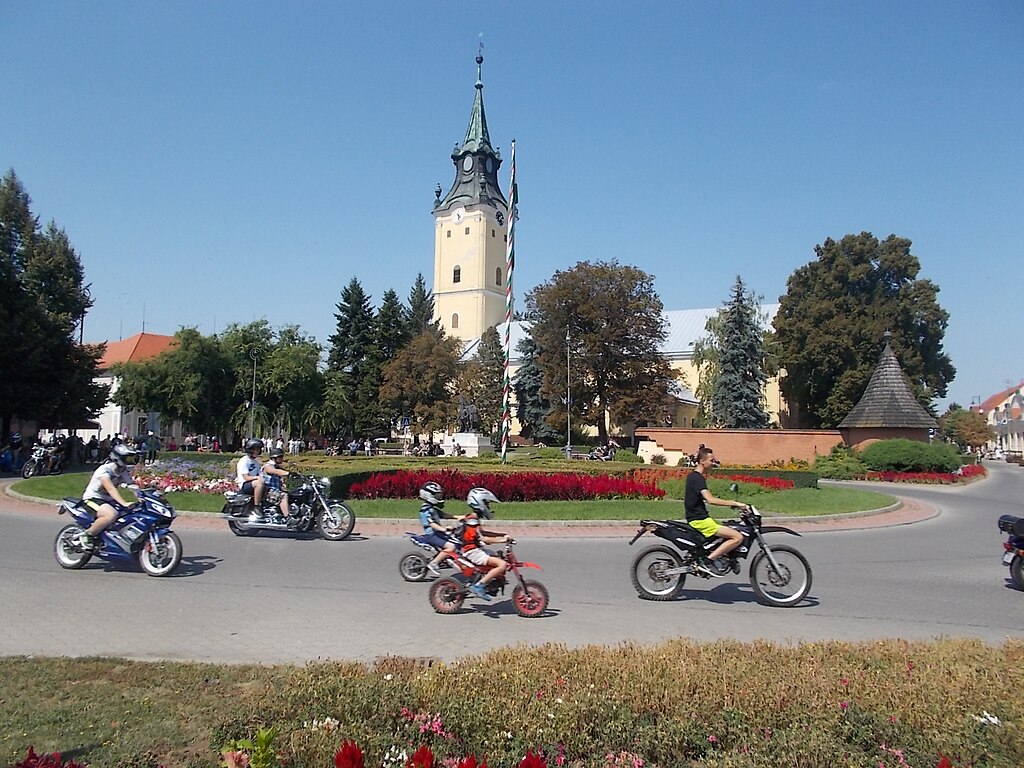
[[399, 531, 458, 581], [428, 538, 549, 617], [220, 472, 355, 540], [53, 486, 182, 577], [22, 445, 64, 478], [997, 514, 1024, 590], [628, 505, 812, 607]]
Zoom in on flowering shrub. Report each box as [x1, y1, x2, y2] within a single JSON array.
[[865, 464, 986, 484], [9, 748, 86, 768], [349, 469, 664, 501], [133, 457, 237, 495], [629, 467, 794, 491]]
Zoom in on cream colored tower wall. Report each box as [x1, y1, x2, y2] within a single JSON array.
[[434, 207, 508, 342]]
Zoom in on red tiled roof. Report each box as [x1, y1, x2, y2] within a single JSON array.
[[977, 381, 1024, 414], [97, 333, 177, 369]]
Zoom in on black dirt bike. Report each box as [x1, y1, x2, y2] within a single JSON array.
[[998, 514, 1024, 591], [628, 505, 812, 607], [221, 472, 355, 540]]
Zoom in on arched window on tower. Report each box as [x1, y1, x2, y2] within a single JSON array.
[[495, 267, 502, 286], [451, 313, 460, 329], [453, 266, 461, 284]]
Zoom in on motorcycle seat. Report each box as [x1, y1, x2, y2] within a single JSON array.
[[998, 514, 1024, 536]]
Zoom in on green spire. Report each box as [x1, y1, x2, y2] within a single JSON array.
[[460, 52, 493, 154]]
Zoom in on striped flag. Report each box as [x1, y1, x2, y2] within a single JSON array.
[[501, 140, 517, 464]]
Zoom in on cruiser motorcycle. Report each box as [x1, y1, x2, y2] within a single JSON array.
[[629, 505, 812, 607], [998, 514, 1024, 591], [53, 487, 182, 576], [429, 538, 548, 617], [221, 472, 355, 540]]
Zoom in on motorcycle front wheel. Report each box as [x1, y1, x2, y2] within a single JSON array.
[[1010, 556, 1024, 591], [631, 545, 685, 601], [317, 501, 355, 541], [512, 579, 549, 617], [399, 551, 429, 581], [429, 577, 466, 614], [138, 532, 182, 577], [54, 524, 92, 569], [21, 460, 37, 479], [749, 544, 812, 607]]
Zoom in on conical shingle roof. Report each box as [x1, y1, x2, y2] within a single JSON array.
[[838, 342, 938, 429]]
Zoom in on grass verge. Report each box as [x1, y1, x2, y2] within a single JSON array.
[[2, 639, 1021, 767]]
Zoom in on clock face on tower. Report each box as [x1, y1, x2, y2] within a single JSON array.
[[495, 211, 505, 226], [453, 207, 465, 224], [462, 155, 473, 172]]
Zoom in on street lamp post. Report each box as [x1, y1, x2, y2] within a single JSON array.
[[249, 347, 259, 440], [565, 329, 571, 453]]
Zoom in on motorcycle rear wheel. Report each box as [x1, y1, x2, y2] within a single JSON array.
[[631, 545, 685, 600], [749, 544, 812, 607], [512, 579, 549, 617], [54, 524, 92, 570], [399, 551, 429, 582], [226, 519, 255, 536], [318, 502, 355, 541], [1010, 556, 1024, 591], [429, 577, 466, 614], [138, 532, 182, 577]]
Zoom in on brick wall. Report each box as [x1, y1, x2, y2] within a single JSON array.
[[635, 428, 845, 466]]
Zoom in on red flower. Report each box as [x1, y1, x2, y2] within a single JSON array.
[[456, 756, 487, 768], [334, 740, 365, 768], [406, 745, 434, 768], [519, 751, 547, 768]]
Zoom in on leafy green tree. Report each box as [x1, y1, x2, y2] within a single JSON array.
[[260, 325, 324, 439], [700, 276, 773, 428], [406, 273, 439, 336], [327, 278, 377, 436], [775, 232, 955, 428], [939, 404, 994, 450], [525, 260, 672, 443], [513, 334, 561, 444], [463, 326, 504, 435], [0, 170, 106, 435], [379, 329, 461, 437]]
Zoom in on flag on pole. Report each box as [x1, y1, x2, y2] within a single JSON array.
[[501, 140, 518, 464]]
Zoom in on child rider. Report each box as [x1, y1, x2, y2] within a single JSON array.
[[458, 487, 511, 601], [419, 481, 462, 576]]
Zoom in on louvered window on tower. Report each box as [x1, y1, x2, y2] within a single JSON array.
[[496, 267, 502, 285], [452, 313, 459, 329], [453, 266, 461, 283]]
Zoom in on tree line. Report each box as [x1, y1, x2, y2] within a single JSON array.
[[2, 169, 961, 443]]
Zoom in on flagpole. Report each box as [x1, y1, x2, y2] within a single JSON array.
[[501, 140, 517, 465]]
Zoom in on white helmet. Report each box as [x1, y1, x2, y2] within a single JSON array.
[[466, 487, 499, 519], [418, 481, 444, 508], [110, 444, 140, 468]]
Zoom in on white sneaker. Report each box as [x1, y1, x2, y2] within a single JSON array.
[[426, 562, 441, 576]]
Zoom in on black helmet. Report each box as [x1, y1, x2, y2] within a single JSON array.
[[419, 481, 444, 507], [269, 447, 284, 459], [245, 439, 264, 455], [110, 444, 140, 468]]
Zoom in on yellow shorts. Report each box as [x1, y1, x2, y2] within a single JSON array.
[[688, 517, 722, 538]]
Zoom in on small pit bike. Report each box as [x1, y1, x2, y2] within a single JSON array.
[[998, 514, 1024, 591], [54, 487, 182, 577], [399, 531, 458, 581], [221, 472, 355, 540], [429, 539, 549, 617], [629, 505, 812, 607]]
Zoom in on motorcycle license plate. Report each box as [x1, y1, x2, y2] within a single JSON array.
[[1002, 551, 1014, 565]]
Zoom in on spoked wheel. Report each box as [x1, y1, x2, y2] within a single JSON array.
[[399, 551, 430, 582], [1010, 556, 1024, 591], [631, 545, 685, 601], [429, 577, 466, 614], [318, 502, 355, 541], [226, 518, 255, 536], [749, 544, 812, 607], [138, 532, 182, 577], [512, 579, 549, 617], [21, 460, 37, 479], [54, 524, 93, 570]]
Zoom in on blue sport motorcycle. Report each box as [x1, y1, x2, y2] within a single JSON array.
[[54, 487, 183, 577]]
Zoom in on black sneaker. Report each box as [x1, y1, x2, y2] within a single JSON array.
[[693, 559, 724, 578]]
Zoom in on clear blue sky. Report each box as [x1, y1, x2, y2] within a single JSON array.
[[4, 1, 1021, 409]]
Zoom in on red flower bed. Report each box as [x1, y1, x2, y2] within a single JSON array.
[[865, 464, 986, 484], [629, 468, 794, 491], [349, 469, 664, 501]]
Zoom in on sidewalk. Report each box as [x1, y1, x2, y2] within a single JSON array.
[[1, 479, 938, 538]]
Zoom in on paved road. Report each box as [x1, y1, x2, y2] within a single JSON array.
[[1, 463, 1020, 664]]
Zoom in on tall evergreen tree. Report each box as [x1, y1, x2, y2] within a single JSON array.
[[466, 326, 504, 435], [357, 288, 411, 436], [513, 335, 560, 443], [709, 276, 771, 429], [327, 278, 377, 436], [775, 232, 955, 427], [406, 273, 439, 336]]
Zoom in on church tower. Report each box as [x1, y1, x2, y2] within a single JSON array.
[[433, 52, 509, 344]]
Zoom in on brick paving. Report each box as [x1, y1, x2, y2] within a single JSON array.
[[0, 478, 937, 538]]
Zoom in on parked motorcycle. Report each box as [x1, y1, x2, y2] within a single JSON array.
[[399, 531, 457, 581], [22, 445, 63, 478], [428, 538, 549, 617], [221, 472, 355, 540], [53, 487, 182, 576], [628, 505, 812, 607], [997, 514, 1024, 590]]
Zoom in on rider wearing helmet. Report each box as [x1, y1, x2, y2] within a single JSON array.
[[458, 487, 511, 601], [261, 446, 293, 526], [236, 439, 266, 514], [419, 481, 464, 576], [78, 444, 141, 550]]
